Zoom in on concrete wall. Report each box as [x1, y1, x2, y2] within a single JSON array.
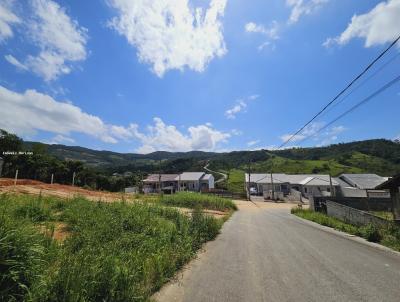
[[326, 200, 388, 227]]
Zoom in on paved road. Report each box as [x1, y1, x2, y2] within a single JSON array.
[[154, 201, 400, 302]]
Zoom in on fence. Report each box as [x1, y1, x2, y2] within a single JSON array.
[[310, 196, 392, 212], [326, 200, 389, 227]]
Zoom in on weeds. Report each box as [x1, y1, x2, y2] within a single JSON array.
[[160, 192, 237, 211], [0, 193, 225, 301], [292, 208, 400, 251]]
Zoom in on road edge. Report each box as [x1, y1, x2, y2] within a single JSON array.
[[291, 213, 400, 257]]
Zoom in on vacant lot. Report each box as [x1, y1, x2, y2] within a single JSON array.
[[0, 191, 234, 301], [0, 178, 126, 202]]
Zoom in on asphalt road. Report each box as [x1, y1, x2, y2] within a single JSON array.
[[154, 201, 400, 302]]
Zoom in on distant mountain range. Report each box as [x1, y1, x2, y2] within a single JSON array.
[[23, 139, 400, 178]]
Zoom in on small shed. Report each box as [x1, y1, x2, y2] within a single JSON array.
[[376, 174, 400, 223]]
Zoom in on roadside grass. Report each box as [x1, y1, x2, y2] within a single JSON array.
[[0, 193, 226, 301], [371, 211, 394, 220], [160, 192, 237, 211], [291, 208, 400, 252], [226, 169, 246, 194]]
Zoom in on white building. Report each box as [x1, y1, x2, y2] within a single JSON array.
[[178, 172, 214, 192], [245, 173, 339, 199]]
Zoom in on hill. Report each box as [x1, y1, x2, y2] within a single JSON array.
[[1, 128, 399, 193]]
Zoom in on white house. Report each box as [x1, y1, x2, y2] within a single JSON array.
[[177, 172, 214, 192], [245, 173, 340, 199]]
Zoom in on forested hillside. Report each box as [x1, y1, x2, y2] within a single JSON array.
[[1, 129, 400, 193]]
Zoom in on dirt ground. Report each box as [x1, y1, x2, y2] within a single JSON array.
[[0, 178, 129, 202], [234, 199, 308, 210]]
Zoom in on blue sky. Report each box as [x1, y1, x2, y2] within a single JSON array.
[[1, 0, 399, 153]]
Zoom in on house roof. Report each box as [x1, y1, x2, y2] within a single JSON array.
[[201, 174, 213, 180], [245, 173, 339, 186], [333, 177, 352, 187], [376, 174, 400, 190], [177, 172, 205, 181], [339, 174, 388, 189], [143, 174, 179, 182]]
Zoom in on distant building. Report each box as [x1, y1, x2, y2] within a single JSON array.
[[245, 173, 339, 199], [142, 172, 215, 194], [178, 172, 214, 192], [336, 174, 390, 198], [143, 174, 179, 194]]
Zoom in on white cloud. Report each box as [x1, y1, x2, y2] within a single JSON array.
[[245, 21, 279, 40], [323, 0, 400, 48], [134, 117, 231, 153], [48, 134, 75, 144], [5, 0, 88, 81], [0, 0, 20, 41], [225, 94, 259, 119], [247, 140, 260, 147], [286, 0, 328, 24], [108, 0, 227, 77], [0, 85, 123, 143], [4, 54, 27, 70], [245, 21, 279, 50], [0, 85, 232, 152], [280, 122, 346, 146]]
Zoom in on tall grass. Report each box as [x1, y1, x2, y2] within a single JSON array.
[[292, 208, 400, 251], [160, 192, 237, 211], [0, 193, 225, 301]]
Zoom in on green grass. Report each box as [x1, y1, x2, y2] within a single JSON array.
[[292, 208, 400, 251], [0, 193, 226, 301], [226, 169, 246, 194], [160, 192, 237, 211]]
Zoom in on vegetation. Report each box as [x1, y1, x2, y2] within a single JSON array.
[[0, 193, 225, 301], [291, 208, 400, 251], [160, 192, 237, 211], [2, 129, 400, 195]]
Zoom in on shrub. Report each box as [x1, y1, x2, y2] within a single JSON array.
[[160, 192, 237, 211]]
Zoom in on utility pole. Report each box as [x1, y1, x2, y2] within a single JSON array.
[[246, 160, 251, 201], [72, 172, 76, 186], [178, 173, 181, 192], [329, 174, 334, 197], [51, 173, 54, 185], [14, 169, 18, 186], [158, 159, 162, 196], [270, 171, 275, 201]]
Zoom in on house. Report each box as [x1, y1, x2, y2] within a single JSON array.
[[142, 172, 215, 193], [178, 172, 214, 192], [338, 174, 388, 189], [245, 173, 340, 199], [143, 174, 179, 194], [336, 174, 390, 198], [376, 174, 400, 222]]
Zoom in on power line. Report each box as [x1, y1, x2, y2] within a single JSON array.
[[279, 34, 400, 149], [320, 51, 400, 119], [296, 74, 400, 144]]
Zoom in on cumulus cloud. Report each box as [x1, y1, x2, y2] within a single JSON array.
[[0, 85, 122, 143], [323, 0, 400, 48], [134, 117, 231, 153], [225, 95, 259, 119], [0, 85, 232, 152], [286, 0, 328, 24], [280, 122, 346, 146], [5, 0, 88, 81], [107, 0, 227, 77], [0, 1, 20, 41]]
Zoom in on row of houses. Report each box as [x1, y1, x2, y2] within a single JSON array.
[[245, 173, 390, 200], [142, 172, 215, 194]]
